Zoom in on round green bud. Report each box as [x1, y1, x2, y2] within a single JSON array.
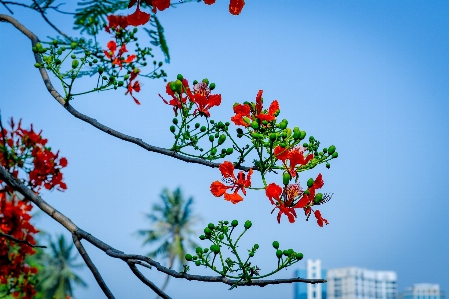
[[218, 234, 224, 240], [231, 220, 238, 227], [200, 126, 207, 132], [304, 190, 310, 195], [196, 247, 203, 254], [170, 125, 176, 133], [199, 235, 206, 240], [332, 152, 338, 158], [71, 59, 79, 68], [299, 131, 307, 140], [237, 134, 243, 138], [192, 255, 197, 260], [281, 131, 288, 139], [174, 79, 183, 93], [251, 120, 259, 130], [57, 49, 62, 55], [269, 133, 277, 141], [70, 42, 77, 49], [34, 63, 41, 68], [209, 83, 216, 90], [226, 148, 233, 155], [307, 178, 314, 188], [279, 142, 287, 148], [326, 163, 331, 169], [293, 129, 301, 139], [303, 143, 309, 148], [251, 132, 263, 139], [224, 220, 229, 225], [193, 80, 198, 85], [218, 134, 226, 145], [204, 227, 212, 235], [209, 135, 215, 142], [287, 249, 294, 256], [32, 46, 37, 53], [169, 81, 177, 92], [102, 76, 107, 80], [210, 244, 220, 254], [272, 241, 279, 249], [254, 244, 259, 249], [195, 260, 201, 266], [93, 59, 98, 63], [159, 61, 163, 67], [133, 27, 138, 33], [98, 67, 104, 74], [296, 252, 304, 260], [314, 193, 323, 204], [71, 54, 76, 59], [203, 248, 209, 253], [328, 145, 336, 155], [211, 148, 217, 155], [55, 59, 62, 65], [323, 147, 328, 153], [276, 250, 283, 258], [283, 250, 289, 256], [210, 120, 215, 124], [244, 220, 252, 229], [177, 74, 184, 81], [279, 121, 287, 130], [283, 172, 291, 185], [208, 223, 215, 230], [123, 74, 130, 80], [185, 254, 193, 261], [202, 78, 209, 85], [217, 121, 225, 129], [118, 81, 124, 86], [236, 128, 244, 134], [172, 118, 178, 124], [195, 123, 200, 129], [249, 252, 255, 257]]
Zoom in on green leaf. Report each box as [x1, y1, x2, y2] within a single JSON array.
[[144, 14, 170, 63]]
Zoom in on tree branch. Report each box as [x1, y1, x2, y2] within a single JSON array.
[[72, 233, 115, 299], [128, 262, 172, 299], [0, 232, 46, 248], [0, 14, 254, 172], [0, 165, 326, 290]]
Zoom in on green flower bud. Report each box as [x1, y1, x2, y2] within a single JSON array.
[[32, 46, 37, 53], [193, 80, 198, 85], [287, 249, 294, 256], [174, 79, 183, 93], [283, 250, 289, 256], [71, 54, 76, 59], [218, 234, 224, 240], [244, 220, 252, 229], [209, 135, 215, 142], [272, 241, 279, 249], [314, 193, 323, 204], [299, 131, 307, 140], [202, 78, 209, 85], [326, 163, 330, 169], [35, 43, 43, 52], [226, 148, 233, 155], [218, 134, 226, 145], [159, 61, 163, 67], [236, 128, 244, 134], [177, 74, 184, 81], [34, 63, 41, 68], [276, 250, 283, 258], [203, 248, 209, 253], [217, 121, 225, 129], [303, 143, 309, 148], [254, 244, 259, 249], [208, 223, 215, 230], [251, 132, 263, 139], [185, 254, 193, 261], [172, 118, 178, 124], [204, 227, 212, 235], [307, 178, 314, 188], [279, 121, 287, 130], [210, 120, 215, 124], [55, 59, 62, 65], [279, 142, 287, 148], [249, 252, 255, 257], [283, 172, 291, 185], [332, 152, 338, 158], [117, 81, 124, 86], [211, 148, 217, 155], [70, 42, 77, 49], [72, 59, 79, 68], [251, 120, 259, 130], [296, 252, 304, 260], [98, 67, 104, 74], [231, 220, 238, 227], [323, 148, 328, 153], [200, 126, 207, 132], [192, 255, 197, 260], [304, 190, 310, 195], [210, 244, 220, 254], [237, 134, 243, 138], [328, 145, 336, 155], [102, 75, 107, 80], [224, 220, 229, 225], [169, 81, 177, 92], [194, 123, 200, 129], [281, 131, 288, 139], [196, 247, 203, 254], [170, 125, 176, 133], [199, 235, 206, 240], [209, 83, 216, 90], [195, 260, 201, 266], [269, 133, 277, 141]]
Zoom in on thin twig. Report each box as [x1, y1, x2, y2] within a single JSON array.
[[0, 0, 14, 14], [128, 262, 172, 299], [0, 232, 46, 248], [2, 1, 74, 15], [72, 233, 115, 299]]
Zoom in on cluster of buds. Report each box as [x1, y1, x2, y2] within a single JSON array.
[[184, 219, 303, 284]]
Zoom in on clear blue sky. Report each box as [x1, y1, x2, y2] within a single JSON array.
[[1, 1, 448, 298]]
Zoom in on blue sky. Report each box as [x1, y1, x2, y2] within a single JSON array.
[[1, 0, 448, 298]]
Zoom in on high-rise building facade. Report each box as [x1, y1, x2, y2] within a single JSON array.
[[398, 284, 446, 299], [294, 260, 327, 299], [326, 267, 397, 299]]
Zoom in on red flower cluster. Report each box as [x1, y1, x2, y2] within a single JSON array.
[[274, 145, 314, 177], [104, 41, 136, 69], [125, 69, 142, 105], [210, 161, 252, 204], [231, 90, 280, 127], [104, 15, 129, 33], [265, 174, 329, 226], [160, 78, 222, 117]]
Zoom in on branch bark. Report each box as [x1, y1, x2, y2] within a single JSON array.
[[0, 14, 254, 172]]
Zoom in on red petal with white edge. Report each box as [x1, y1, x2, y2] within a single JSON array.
[[127, 5, 150, 26]]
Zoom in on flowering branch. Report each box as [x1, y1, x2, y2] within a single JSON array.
[[0, 232, 46, 248]]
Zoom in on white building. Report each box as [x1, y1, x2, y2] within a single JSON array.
[[326, 267, 397, 299], [398, 284, 446, 299], [294, 260, 327, 299]]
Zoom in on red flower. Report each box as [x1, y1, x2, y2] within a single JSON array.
[[105, 15, 129, 33], [204, 0, 216, 4], [314, 210, 329, 227], [231, 90, 279, 127], [274, 146, 313, 177], [127, 2, 150, 26], [210, 161, 252, 204], [266, 183, 302, 223], [294, 173, 324, 208], [191, 81, 221, 117], [159, 79, 189, 115], [149, 0, 171, 13], [125, 69, 141, 104], [229, 0, 245, 15], [104, 41, 136, 69]]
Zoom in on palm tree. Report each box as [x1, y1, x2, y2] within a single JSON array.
[[33, 234, 87, 299], [136, 187, 200, 296]]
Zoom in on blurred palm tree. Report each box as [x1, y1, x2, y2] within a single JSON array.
[[136, 187, 200, 296], [33, 234, 87, 299]]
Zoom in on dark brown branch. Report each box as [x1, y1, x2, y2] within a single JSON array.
[[0, 0, 14, 14], [2, 1, 74, 15], [0, 232, 46, 248], [0, 14, 254, 172], [72, 233, 115, 299], [31, 0, 70, 38], [0, 165, 326, 289], [128, 262, 172, 299]]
